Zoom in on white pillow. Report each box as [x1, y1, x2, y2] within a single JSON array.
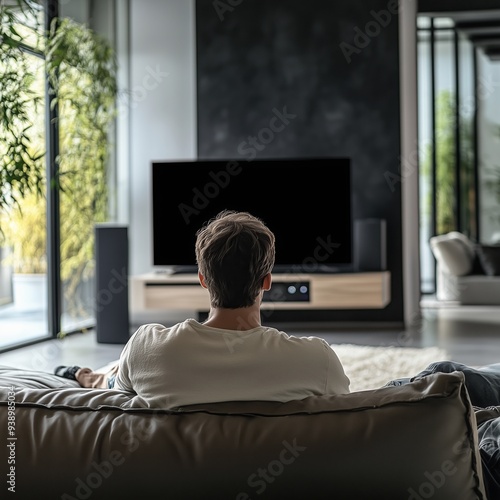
[[430, 232, 474, 276]]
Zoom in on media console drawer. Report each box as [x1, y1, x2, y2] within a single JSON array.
[[130, 272, 391, 312]]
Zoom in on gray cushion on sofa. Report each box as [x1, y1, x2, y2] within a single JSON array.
[[0, 366, 487, 499]]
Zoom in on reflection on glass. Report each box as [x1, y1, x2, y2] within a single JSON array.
[[433, 17, 455, 29], [57, 17, 117, 333], [478, 51, 500, 243], [418, 24, 434, 294], [433, 31, 456, 236], [458, 35, 476, 242]]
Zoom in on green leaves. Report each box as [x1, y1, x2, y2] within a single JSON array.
[[0, 0, 44, 212], [0, 2, 117, 317], [48, 17, 117, 314]]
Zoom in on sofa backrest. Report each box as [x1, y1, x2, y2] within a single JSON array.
[[0, 368, 486, 499]]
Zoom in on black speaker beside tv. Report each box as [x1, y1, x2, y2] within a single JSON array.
[[353, 219, 387, 272], [95, 224, 130, 344]]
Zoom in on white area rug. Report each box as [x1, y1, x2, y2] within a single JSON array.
[[331, 344, 448, 392]]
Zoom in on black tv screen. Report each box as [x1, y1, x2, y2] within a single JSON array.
[[152, 158, 352, 272]]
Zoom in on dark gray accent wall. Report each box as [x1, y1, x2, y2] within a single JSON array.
[[196, 0, 404, 324]]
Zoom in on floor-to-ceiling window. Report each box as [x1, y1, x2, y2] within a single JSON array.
[[0, 0, 117, 352], [0, 1, 50, 347], [478, 50, 500, 243], [57, 0, 118, 335], [418, 16, 478, 295]]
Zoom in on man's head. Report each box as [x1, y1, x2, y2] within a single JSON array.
[[195, 210, 276, 308]]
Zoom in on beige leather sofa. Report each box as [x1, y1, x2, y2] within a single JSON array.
[[0, 366, 487, 499]]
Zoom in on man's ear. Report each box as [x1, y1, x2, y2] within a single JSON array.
[[262, 273, 272, 291], [198, 272, 208, 289]]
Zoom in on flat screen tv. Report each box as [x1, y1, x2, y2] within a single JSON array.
[[152, 158, 352, 273]]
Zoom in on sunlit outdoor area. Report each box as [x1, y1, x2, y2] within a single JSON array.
[[418, 17, 480, 295], [0, 0, 117, 350], [0, 2, 49, 347]]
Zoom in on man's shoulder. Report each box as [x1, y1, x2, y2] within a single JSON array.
[[263, 328, 330, 349], [130, 321, 191, 341], [133, 322, 167, 335]]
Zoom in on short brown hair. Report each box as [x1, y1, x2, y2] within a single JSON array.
[[195, 210, 275, 308]]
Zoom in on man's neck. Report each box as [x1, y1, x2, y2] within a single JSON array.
[[202, 304, 262, 331]]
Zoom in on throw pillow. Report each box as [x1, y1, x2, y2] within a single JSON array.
[[430, 233, 474, 276], [476, 245, 500, 276]]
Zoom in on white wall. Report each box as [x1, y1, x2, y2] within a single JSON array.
[[128, 0, 197, 278], [122, 0, 419, 327]]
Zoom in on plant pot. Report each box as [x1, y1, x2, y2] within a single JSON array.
[[0, 247, 13, 306], [12, 273, 47, 312]]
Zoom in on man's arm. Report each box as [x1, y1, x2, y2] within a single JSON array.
[[113, 326, 144, 393]]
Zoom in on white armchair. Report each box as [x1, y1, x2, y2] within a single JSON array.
[[430, 231, 500, 304]]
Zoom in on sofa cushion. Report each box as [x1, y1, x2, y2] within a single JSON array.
[[430, 232, 476, 276], [454, 275, 500, 305], [0, 365, 145, 408], [476, 244, 500, 276], [0, 367, 487, 499]]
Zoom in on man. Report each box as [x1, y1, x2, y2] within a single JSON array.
[[55, 209, 350, 407], [56, 209, 500, 497]]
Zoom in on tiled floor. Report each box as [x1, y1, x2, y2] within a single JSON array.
[[0, 302, 499, 372]]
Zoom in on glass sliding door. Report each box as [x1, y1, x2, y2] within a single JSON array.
[[433, 19, 457, 237], [458, 33, 476, 243], [0, 2, 50, 349], [57, 5, 118, 335], [418, 18, 434, 294], [477, 50, 500, 244], [0, 0, 118, 350], [417, 16, 479, 296]]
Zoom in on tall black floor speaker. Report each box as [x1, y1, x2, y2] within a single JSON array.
[[354, 218, 387, 272], [95, 224, 130, 344]]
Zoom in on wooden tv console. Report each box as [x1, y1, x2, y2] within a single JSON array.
[[130, 271, 391, 312]]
